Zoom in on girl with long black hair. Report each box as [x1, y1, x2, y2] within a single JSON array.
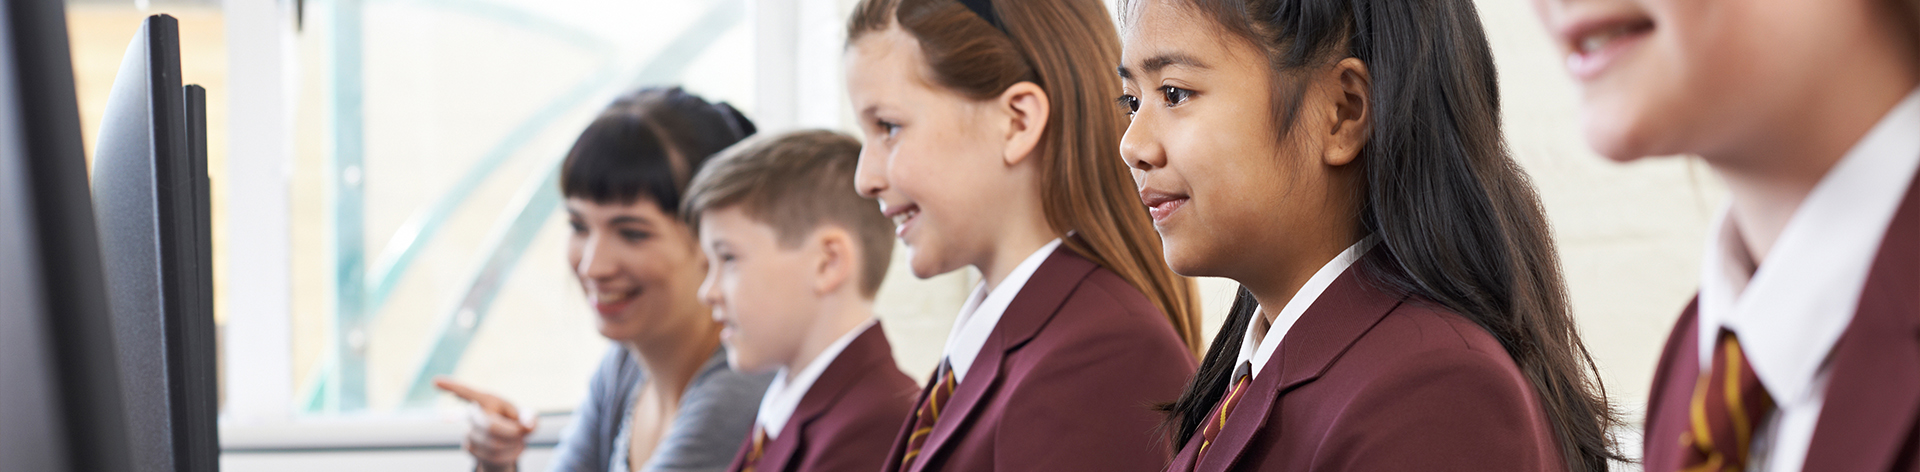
[[1115, 0, 1622, 470]]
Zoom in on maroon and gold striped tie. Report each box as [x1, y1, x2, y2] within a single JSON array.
[[902, 359, 957, 469], [740, 426, 768, 472], [1680, 330, 1776, 472], [1194, 361, 1253, 468]]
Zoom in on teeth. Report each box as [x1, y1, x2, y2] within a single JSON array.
[[892, 208, 917, 226], [1577, 26, 1634, 54], [598, 290, 633, 303]]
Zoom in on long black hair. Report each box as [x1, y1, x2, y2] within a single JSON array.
[[1136, 0, 1624, 470]]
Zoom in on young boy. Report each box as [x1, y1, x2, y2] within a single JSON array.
[[681, 129, 919, 472], [1533, 0, 1920, 470]]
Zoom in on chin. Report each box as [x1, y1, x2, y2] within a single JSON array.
[[1159, 238, 1218, 279], [595, 324, 632, 343], [725, 350, 764, 373], [906, 246, 955, 279], [1580, 92, 1672, 163]]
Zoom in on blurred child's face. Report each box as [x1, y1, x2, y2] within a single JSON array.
[[846, 27, 1027, 279], [697, 207, 821, 374], [1117, 1, 1350, 281], [566, 197, 712, 344], [1533, 0, 1900, 161]]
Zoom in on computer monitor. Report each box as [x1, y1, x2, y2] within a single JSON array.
[[0, 0, 136, 470], [90, 13, 221, 472]]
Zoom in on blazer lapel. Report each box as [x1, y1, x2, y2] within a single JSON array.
[[1641, 300, 1702, 472], [883, 368, 941, 472], [1801, 171, 1920, 471], [756, 424, 803, 472], [908, 248, 1100, 472], [1195, 256, 1408, 471], [764, 324, 893, 472]]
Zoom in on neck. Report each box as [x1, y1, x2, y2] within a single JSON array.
[[975, 213, 1057, 292], [1704, 20, 1919, 266], [624, 308, 722, 407], [1239, 224, 1361, 327], [781, 296, 875, 379]]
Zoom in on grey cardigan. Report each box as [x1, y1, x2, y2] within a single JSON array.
[[547, 345, 773, 472]]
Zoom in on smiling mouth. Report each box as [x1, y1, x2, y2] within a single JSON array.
[[592, 288, 639, 315], [1139, 189, 1189, 224], [882, 203, 921, 239], [1563, 17, 1654, 79]]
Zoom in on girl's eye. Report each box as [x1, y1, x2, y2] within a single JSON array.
[[877, 120, 901, 139], [1160, 86, 1194, 107], [619, 229, 652, 242], [1117, 94, 1140, 116], [568, 220, 587, 235]]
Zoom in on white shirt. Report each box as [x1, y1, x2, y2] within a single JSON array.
[[1695, 87, 1920, 472], [754, 318, 878, 439], [943, 238, 1063, 382], [1237, 236, 1380, 381]]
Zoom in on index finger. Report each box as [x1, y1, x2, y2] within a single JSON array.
[[433, 377, 484, 403]]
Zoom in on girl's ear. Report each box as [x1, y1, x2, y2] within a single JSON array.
[[1322, 57, 1371, 167], [999, 81, 1052, 167]]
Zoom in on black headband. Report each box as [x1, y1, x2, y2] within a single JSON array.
[[958, 0, 1006, 34]]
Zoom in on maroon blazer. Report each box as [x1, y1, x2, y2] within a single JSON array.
[[1642, 171, 1920, 472], [723, 322, 919, 472], [877, 247, 1197, 472], [1166, 255, 1565, 472]]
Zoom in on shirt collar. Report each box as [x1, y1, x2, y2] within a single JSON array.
[[1238, 235, 1380, 380], [755, 318, 878, 439], [1697, 87, 1920, 405], [944, 238, 1063, 382]]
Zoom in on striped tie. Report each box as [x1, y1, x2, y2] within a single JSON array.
[[1680, 330, 1776, 472], [740, 426, 768, 472], [1194, 361, 1253, 468], [902, 359, 957, 470]]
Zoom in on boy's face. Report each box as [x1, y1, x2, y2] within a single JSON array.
[[698, 207, 822, 374], [1532, 0, 1890, 162]]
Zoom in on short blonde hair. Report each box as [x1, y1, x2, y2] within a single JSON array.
[[682, 130, 894, 297]]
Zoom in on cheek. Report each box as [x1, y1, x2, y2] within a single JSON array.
[[1582, 0, 1783, 159], [565, 238, 586, 273]]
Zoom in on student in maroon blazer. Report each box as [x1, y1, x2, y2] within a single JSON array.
[[723, 323, 918, 472], [681, 130, 921, 472], [877, 244, 1195, 472], [1529, 0, 1920, 468], [1635, 94, 1920, 472], [1644, 176, 1920, 470], [843, 0, 1207, 470], [1117, 0, 1625, 470]]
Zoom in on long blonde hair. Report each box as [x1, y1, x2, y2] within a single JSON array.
[[849, 0, 1204, 354]]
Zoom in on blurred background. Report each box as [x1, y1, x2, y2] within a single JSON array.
[[60, 0, 1720, 469]]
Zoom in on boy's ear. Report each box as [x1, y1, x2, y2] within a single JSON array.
[[999, 81, 1051, 168], [813, 227, 856, 296]]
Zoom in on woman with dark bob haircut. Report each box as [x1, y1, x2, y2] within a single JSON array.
[[437, 86, 773, 472]]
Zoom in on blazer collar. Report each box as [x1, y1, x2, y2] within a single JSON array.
[[759, 323, 895, 472], [1801, 167, 1920, 471], [1198, 252, 1409, 471], [908, 248, 1100, 472]]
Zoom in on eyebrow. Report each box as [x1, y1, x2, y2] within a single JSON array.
[[609, 215, 656, 227], [1117, 52, 1210, 79]]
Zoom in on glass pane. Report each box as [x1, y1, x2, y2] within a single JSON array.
[[287, 0, 756, 415]]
